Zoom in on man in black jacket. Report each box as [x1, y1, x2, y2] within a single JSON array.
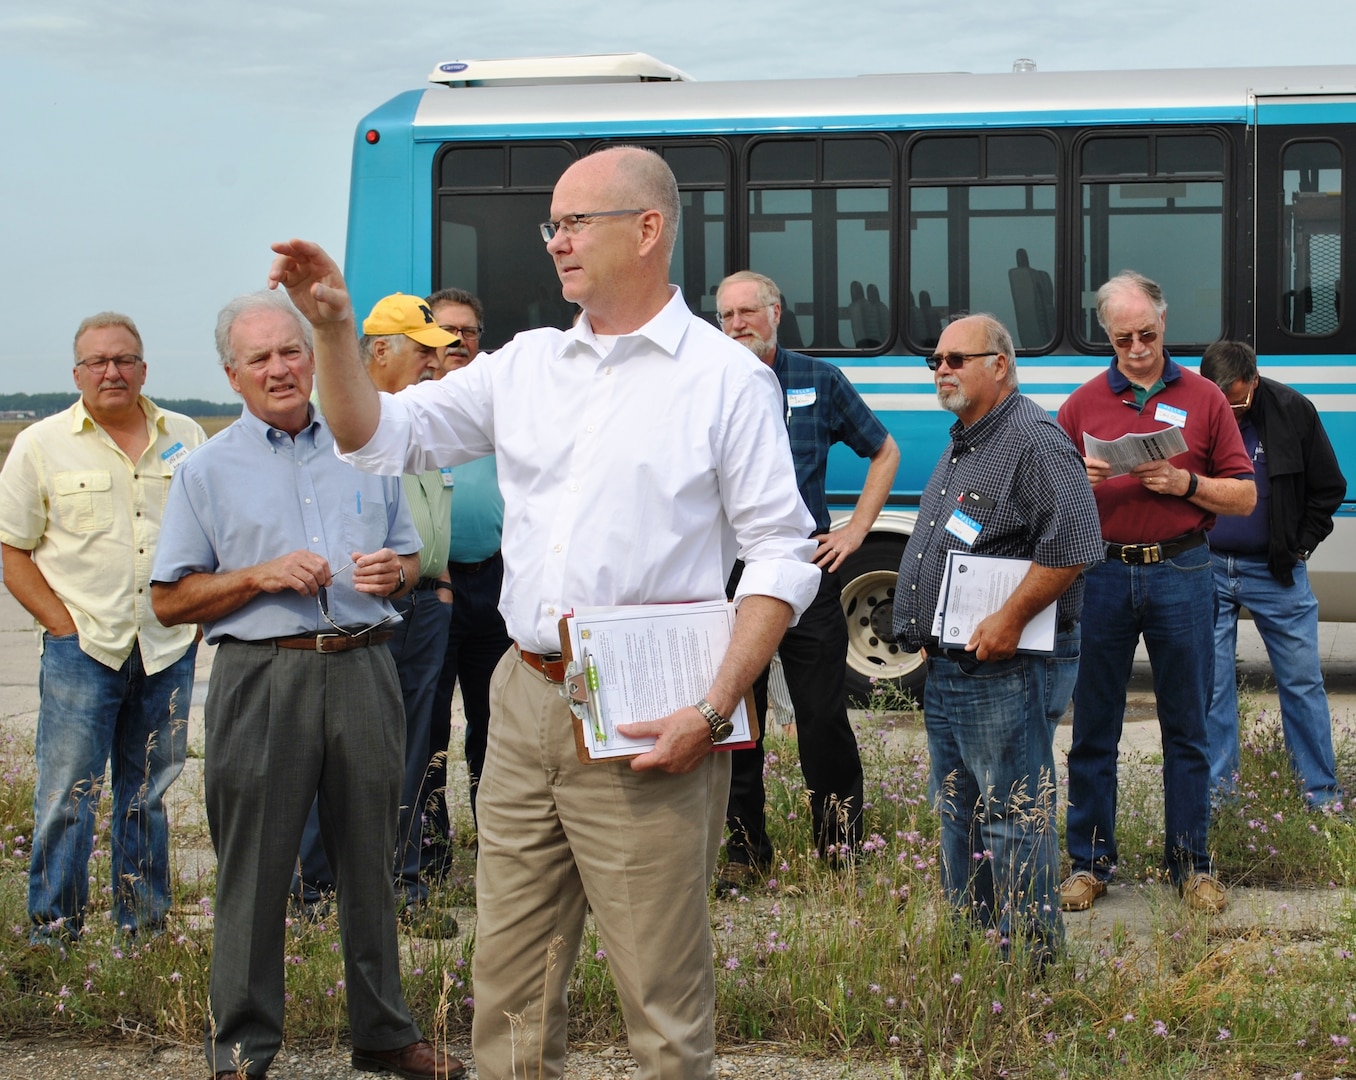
[[1200, 340, 1348, 808]]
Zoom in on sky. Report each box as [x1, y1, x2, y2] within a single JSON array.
[[4, 0, 1356, 403]]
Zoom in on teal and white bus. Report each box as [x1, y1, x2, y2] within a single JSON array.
[[345, 53, 1356, 700]]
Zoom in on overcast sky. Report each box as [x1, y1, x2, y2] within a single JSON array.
[[4, 0, 1356, 402]]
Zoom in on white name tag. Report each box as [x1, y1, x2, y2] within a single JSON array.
[[160, 442, 190, 471], [1154, 403, 1188, 428], [944, 508, 982, 546], [786, 388, 816, 409], [440, 467, 455, 488]]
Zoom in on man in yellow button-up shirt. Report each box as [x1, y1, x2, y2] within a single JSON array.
[[0, 312, 205, 951]]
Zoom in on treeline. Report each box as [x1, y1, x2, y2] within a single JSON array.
[[0, 393, 237, 418]]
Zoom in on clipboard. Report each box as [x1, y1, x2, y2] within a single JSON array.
[[558, 605, 760, 765]]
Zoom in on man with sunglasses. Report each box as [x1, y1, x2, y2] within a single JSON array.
[[0, 312, 205, 955], [892, 314, 1102, 963], [714, 270, 899, 884], [1056, 272, 1256, 917], [266, 145, 820, 1080], [1199, 340, 1346, 809], [150, 291, 464, 1080]]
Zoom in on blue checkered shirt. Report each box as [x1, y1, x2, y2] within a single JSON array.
[[893, 391, 1104, 651], [772, 347, 890, 534]]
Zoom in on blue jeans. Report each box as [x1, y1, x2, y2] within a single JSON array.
[[1065, 544, 1215, 883], [1209, 552, 1341, 806], [925, 628, 1080, 953], [29, 633, 195, 942], [295, 588, 451, 906]]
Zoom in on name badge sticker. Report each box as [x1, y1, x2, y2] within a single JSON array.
[[439, 467, 455, 488], [786, 388, 816, 409], [160, 442, 190, 472], [944, 508, 982, 547], [1154, 403, 1188, 428]]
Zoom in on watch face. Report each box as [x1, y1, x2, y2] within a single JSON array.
[[711, 718, 735, 742]]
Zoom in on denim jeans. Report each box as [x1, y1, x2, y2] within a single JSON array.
[[925, 628, 1080, 953], [29, 633, 195, 942], [1209, 552, 1341, 806], [1065, 543, 1215, 883]]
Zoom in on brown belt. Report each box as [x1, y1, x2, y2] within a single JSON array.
[[271, 630, 394, 654], [1106, 530, 1207, 566], [516, 644, 566, 683]]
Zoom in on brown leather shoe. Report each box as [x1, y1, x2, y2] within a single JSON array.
[[1059, 870, 1107, 912], [352, 1039, 466, 1079], [1180, 870, 1227, 914]]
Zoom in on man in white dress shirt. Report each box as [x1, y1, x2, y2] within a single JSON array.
[[266, 146, 820, 1080]]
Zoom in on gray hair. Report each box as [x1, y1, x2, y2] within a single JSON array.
[[593, 146, 681, 265], [947, 312, 1019, 389], [73, 312, 143, 361], [1095, 271, 1167, 329], [358, 334, 401, 367], [425, 287, 484, 326], [716, 270, 781, 312], [1199, 339, 1258, 390], [214, 290, 313, 369]]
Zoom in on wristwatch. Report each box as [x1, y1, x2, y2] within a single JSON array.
[[695, 698, 734, 744]]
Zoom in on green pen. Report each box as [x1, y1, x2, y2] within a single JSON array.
[[584, 650, 607, 743]]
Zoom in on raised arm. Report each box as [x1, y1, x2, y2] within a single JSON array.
[[267, 239, 380, 452]]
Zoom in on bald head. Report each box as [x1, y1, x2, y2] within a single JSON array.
[[546, 146, 680, 334]]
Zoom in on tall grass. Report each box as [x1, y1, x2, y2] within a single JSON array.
[[2, 682, 1355, 1077]]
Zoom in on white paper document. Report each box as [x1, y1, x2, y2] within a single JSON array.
[[1083, 426, 1189, 477], [561, 600, 754, 761], [937, 551, 1056, 654]]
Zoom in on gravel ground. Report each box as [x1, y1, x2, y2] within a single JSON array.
[[0, 1037, 897, 1078]]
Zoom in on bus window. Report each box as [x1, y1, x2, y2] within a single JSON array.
[[1281, 140, 1343, 337], [907, 133, 1058, 351], [746, 136, 894, 350], [1079, 131, 1226, 346], [435, 144, 579, 343]]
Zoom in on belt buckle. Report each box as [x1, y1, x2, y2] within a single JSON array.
[[314, 632, 341, 653], [1117, 545, 1139, 565]]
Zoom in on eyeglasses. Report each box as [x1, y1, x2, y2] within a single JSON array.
[[439, 324, 481, 340], [316, 561, 401, 638], [924, 351, 994, 371], [1110, 329, 1159, 350], [76, 355, 142, 374], [716, 305, 771, 326], [539, 209, 647, 241], [1229, 381, 1257, 413]]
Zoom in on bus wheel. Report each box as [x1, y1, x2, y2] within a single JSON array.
[[838, 536, 925, 708]]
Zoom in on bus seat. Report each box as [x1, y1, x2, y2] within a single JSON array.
[[1008, 247, 1055, 348], [778, 292, 805, 348]]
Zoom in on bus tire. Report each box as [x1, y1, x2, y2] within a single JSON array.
[[838, 535, 925, 707]]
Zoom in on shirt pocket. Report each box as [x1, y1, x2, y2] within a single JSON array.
[[51, 470, 114, 533], [340, 501, 389, 558]]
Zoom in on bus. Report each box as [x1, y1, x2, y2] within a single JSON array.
[[344, 53, 1356, 702]]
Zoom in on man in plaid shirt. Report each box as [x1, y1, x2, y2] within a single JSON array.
[[893, 313, 1102, 962]]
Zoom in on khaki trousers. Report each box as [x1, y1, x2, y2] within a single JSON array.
[[471, 651, 730, 1079]]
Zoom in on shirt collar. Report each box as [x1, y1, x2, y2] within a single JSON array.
[[949, 389, 1021, 451], [235, 401, 321, 446], [69, 394, 155, 434], [559, 287, 691, 360], [1106, 348, 1181, 394]]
